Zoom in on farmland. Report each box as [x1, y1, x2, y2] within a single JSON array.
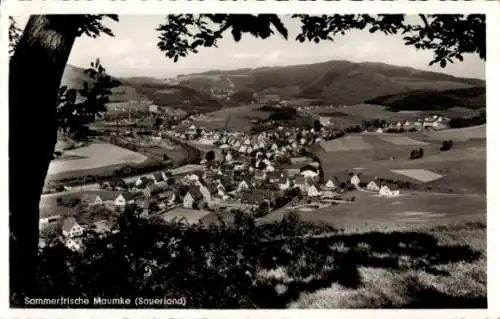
[[424, 124, 486, 142], [191, 104, 271, 131], [47, 143, 148, 176], [314, 132, 486, 195]]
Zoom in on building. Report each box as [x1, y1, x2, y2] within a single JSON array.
[[183, 186, 204, 209], [114, 193, 137, 206], [324, 180, 336, 189], [350, 174, 361, 186], [307, 184, 322, 197], [62, 217, 83, 238], [366, 181, 380, 191]]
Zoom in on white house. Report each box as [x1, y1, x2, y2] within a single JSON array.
[[279, 178, 290, 191], [114, 193, 135, 206], [225, 152, 233, 162], [325, 180, 336, 189], [62, 217, 83, 238], [350, 174, 361, 186], [366, 181, 380, 191], [307, 184, 322, 197], [301, 170, 318, 179], [237, 180, 250, 193], [379, 185, 400, 197], [198, 183, 212, 202]]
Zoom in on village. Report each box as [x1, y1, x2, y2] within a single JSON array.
[[41, 111, 412, 253]]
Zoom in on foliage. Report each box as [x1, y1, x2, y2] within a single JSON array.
[[292, 14, 485, 68], [449, 110, 486, 128], [56, 59, 121, 138], [440, 140, 454, 151], [8, 16, 22, 57], [33, 210, 485, 308], [157, 14, 485, 68], [409, 148, 424, 160]]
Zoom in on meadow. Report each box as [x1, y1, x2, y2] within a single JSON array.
[[48, 143, 148, 176]]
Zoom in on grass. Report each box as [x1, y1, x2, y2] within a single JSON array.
[[48, 143, 148, 176], [253, 220, 486, 308], [425, 124, 486, 142], [195, 104, 272, 131], [45, 156, 161, 183]]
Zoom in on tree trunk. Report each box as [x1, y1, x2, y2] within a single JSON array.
[[9, 15, 84, 306]]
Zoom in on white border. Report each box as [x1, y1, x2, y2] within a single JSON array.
[[1, 0, 498, 318]]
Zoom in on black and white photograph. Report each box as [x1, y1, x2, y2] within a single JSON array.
[[5, 5, 494, 312]]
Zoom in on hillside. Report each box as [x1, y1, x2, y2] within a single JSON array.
[[365, 86, 486, 111], [61, 65, 221, 113], [177, 60, 484, 105]]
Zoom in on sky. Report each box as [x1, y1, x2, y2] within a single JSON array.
[[14, 15, 485, 80]]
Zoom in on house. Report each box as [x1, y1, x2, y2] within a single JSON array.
[[379, 185, 400, 197], [137, 199, 150, 218], [135, 176, 151, 188], [279, 177, 290, 191], [183, 186, 204, 209], [62, 217, 83, 238], [350, 174, 361, 186], [198, 183, 212, 202], [300, 167, 318, 179], [152, 172, 166, 184], [307, 184, 322, 197], [82, 193, 103, 206], [366, 181, 380, 191], [268, 171, 282, 183], [376, 128, 384, 134], [225, 152, 233, 162], [265, 165, 275, 173], [237, 179, 250, 193], [254, 170, 267, 181], [324, 179, 336, 189], [114, 193, 137, 206]]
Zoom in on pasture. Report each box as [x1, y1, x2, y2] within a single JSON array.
[[377, 135, 429, 146], [424, 124, 486, 142], [391, 169, 444, 183], [321, 135, 373, 152], [47, 143, 148, 176], [261, 190, 485, 232], [195, 104, 271, 131]]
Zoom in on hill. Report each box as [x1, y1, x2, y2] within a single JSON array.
[[176, 60, 485, 105], [61, 65, 222, 113], [365, 86, 486, 111]]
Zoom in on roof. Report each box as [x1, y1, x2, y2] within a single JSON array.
[[300, 165, 318, 173], [187, 185, 204, 201], [62, 217, 79, 232], [119, 192, 141, 201], [206, 183, 219, 194], [153, 172, 165, 181]]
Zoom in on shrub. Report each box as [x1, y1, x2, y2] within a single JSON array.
[[440, 140, 453, 151]]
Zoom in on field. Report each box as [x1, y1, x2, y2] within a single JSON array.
[[391, 169, 444, 183], [377, 135, 428, 146], [424, 124, 486, 142], [193, 104, 271, 131], [321, 135, 373, 152], [48, 143, 147, 176]]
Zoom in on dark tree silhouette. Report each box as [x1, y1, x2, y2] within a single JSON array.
[[9, 13, 485, 303]]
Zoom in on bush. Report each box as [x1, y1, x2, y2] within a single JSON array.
[[440, 140, 453, 151], [410, 148, 424, 159]]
